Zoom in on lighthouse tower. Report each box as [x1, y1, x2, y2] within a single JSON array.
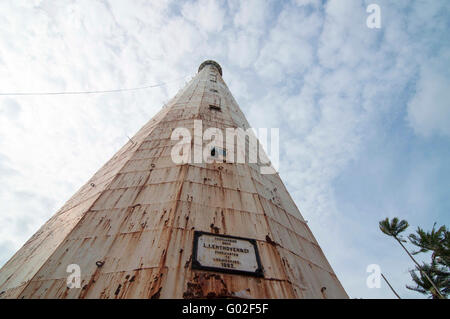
[[0, 61, 347, 299]]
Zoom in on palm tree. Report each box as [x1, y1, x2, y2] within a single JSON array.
[[379, 217, 445, 299], [409, 224, 449, 268], [406, 261, 449, 299]]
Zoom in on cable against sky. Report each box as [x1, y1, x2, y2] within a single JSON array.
[[0, 75, 190, 96]]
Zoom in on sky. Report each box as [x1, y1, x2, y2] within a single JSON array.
[[0, 0, 449, 299]]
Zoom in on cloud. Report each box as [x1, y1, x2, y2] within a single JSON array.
[[182, 0, 225, 33], [226, 32, 260, 68], [0, 98, 21, 119], [407, 51, 450, 137], [255, 3, 320, 81], [294, 0, 318, 8], [233, 0, 273, 33]]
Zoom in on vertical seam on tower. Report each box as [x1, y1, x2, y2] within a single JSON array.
[[221, 78, 297, 296], [150, 69, 203, 298]]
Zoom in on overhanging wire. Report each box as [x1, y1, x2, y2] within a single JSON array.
[[0, 75, 190, 96]]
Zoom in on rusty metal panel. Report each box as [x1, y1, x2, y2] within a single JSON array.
[[0, 195, 99, 294]]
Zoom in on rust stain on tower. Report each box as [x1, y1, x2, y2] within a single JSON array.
[[0, 61, 348, 299]]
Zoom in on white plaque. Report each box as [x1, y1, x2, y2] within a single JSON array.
[[192, 231, 263, 277]]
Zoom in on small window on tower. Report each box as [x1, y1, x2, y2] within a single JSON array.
[[209, 104, 221, 111], [210, 89, 218, 93], [211, 147, 226, 158]]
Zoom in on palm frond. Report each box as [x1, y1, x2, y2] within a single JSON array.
[[406, 262, 448, 299], [379, 217, 409, 238]]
